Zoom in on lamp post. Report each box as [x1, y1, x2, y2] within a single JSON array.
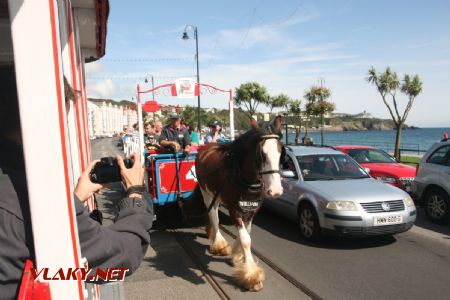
[[182, 24, 201, 135]]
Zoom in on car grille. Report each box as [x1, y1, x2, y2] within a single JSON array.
[[360, 200, 405, 213]]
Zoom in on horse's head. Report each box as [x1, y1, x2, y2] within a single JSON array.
[[252, 116, 285, 198]]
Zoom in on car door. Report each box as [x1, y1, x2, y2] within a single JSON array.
[[276, 153, 302, 219], [426, 144, 450, 193]]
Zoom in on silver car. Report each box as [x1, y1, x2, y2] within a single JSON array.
[[264, 146, 416, 241], [412, 138, 450, 224]]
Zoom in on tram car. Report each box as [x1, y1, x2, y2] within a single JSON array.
[[145, 152, 198, 206], [1, 0, 110, 299]]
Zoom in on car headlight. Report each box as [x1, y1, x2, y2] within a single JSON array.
[[405, 195, 415, 208], [376, 176, 397, 184], [326, 201, 358, 211]]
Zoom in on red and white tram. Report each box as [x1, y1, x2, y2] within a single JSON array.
[[2, 0, 108, 299]]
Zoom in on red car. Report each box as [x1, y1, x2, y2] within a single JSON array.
[[334, 145, 416, 193]]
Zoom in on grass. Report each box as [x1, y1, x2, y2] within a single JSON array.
[[400, 155, 421, 166]]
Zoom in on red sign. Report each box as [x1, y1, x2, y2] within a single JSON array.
[[158, 160, 197, 194], [142, 100, 160, 112]]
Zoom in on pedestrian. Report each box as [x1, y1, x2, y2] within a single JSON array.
[[159, 113, 191, 153]]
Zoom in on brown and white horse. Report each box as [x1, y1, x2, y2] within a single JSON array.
[[185, 116, 285, 291]]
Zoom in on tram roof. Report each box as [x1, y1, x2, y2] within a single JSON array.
[[0, 0, 109, 63]]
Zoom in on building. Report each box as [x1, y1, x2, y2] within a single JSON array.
[[87, 100, 138, 137]]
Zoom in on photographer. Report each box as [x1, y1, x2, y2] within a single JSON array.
[[159, 113, 191, 153], [74, 153, 153, 277], [0, 65, 153, 299]]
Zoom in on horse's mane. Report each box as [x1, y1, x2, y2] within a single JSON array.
[[226, 128, 266, 168]]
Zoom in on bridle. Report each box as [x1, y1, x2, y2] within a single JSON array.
[[230, 133, 284, 194], [258, 134, 284, 176]]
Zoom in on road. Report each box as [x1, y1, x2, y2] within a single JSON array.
[[91, 138, 450, 300]]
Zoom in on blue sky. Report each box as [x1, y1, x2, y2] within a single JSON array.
[[85, 0, 450, 127]]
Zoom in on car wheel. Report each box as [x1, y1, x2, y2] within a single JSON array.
[[298, 203, 321, 241], [424, 187, 450, 225]]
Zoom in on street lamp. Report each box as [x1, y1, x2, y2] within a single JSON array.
[[182, 24, 201, 135]]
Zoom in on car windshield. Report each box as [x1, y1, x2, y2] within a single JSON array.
[[347, 149, 396, 163], [297, 154, 370, 181]]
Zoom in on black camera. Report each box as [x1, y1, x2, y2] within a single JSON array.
[[90, 157, 133, 183]]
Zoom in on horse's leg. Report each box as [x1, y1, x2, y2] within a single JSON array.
[[231, 219, 252, 265], [233, 218, 265, 292], [201, 187, 231, 256]]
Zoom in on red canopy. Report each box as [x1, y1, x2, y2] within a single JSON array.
[[142, 100, 160, 113]]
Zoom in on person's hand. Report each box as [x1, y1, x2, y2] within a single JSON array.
[[74, 160, 105, 202], [172, 142, 181, 152], [116, 153, 144, 190]]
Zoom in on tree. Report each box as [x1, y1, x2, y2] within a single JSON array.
[[304, 85, 335, 145], [180, 105, 208, 129], [288, 100, 302, 144], [367, 67, 423, 159], [234, 82, 270, 119], [268, 94, 290, 115]]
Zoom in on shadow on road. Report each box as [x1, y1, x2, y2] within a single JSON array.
[[413, 208, 450, 237], [252, 207, 396, 250]]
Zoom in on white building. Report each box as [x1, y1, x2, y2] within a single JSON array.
[[87, 100, 138, 137]]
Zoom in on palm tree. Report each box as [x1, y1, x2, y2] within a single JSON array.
[[288, 100, 302, 144], [234, 82, 270, 119], [304, 85, 334, 145], [367, 67, 423, 159], [268, 94, 290, 115]]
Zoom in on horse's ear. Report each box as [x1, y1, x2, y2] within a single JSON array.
[[273, 115, 282, 130], [250, 117, 259, 129]]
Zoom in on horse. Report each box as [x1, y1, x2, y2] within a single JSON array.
[[184, 116, 285, 291]]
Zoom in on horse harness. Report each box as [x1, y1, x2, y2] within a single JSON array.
[[191, 133, 281, 221]]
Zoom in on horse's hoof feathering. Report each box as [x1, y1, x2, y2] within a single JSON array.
[[210, 240, 231, 256], [234, 263, 265, 292]]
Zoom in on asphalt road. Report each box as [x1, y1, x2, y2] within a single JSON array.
[[91, 138, 450, 300], [220, 206, 450, 300]]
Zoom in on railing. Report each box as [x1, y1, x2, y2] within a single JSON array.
[[288, 137, 427, 156]]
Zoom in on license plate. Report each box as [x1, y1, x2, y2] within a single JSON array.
[[374, 214, 403, 226]]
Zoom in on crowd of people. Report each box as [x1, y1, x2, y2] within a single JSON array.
[[119, 113, 230, 155]]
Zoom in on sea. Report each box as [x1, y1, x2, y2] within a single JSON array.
[[284, 127, 450, 155]]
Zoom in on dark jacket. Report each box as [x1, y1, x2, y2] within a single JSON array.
[[0, 159, 153, 299], [160, 125, 191, 150]]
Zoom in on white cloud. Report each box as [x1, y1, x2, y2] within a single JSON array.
[[85, 61, 106, 76], [87, 79, 117, 99]]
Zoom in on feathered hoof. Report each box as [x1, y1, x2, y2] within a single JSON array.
[[233, 263, 265, 292], [210, 240, 231, 256]]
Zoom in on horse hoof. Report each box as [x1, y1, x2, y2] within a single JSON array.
[[210, 241, 231, 256], [249, 281, 264, 292], [233, 263, 265, 292]]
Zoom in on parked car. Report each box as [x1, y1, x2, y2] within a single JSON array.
[[412, 137, 450, 224], [264, 146, 416, 241], [334, 145, 416, 193]]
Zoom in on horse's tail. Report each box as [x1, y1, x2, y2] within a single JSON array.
[[181, 185, 207, 223]]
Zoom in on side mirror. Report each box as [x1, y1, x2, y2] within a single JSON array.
[[281, 170, 296, 178]]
